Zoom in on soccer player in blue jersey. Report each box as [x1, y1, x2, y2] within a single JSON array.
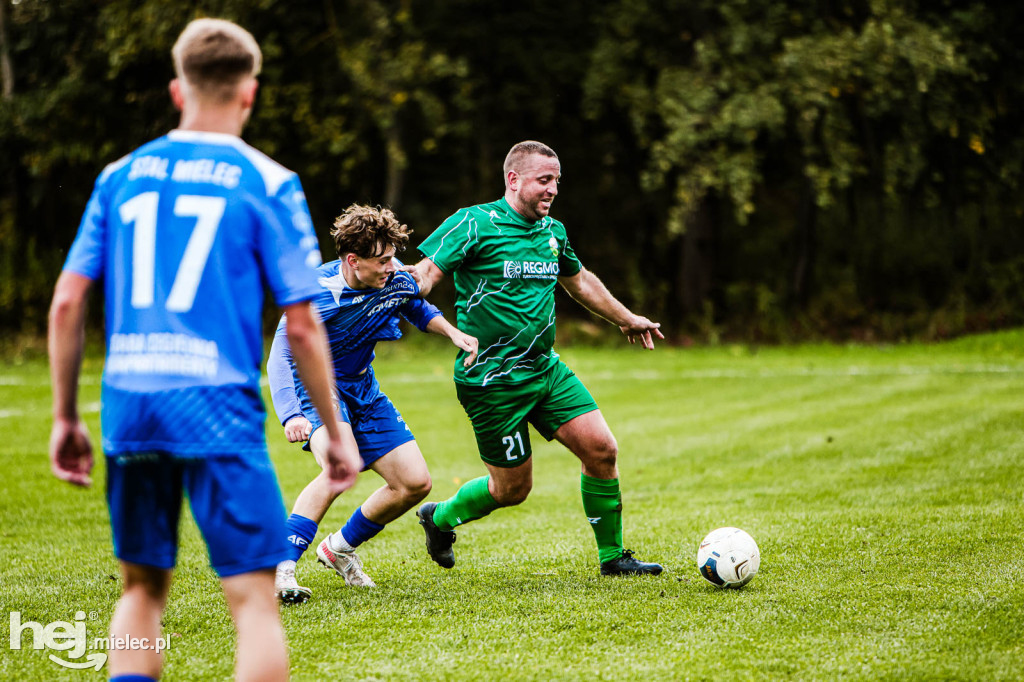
[[47, 19, 359, 682], [268, 204, 478, 602]]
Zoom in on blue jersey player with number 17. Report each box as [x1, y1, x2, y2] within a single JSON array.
[[47, 18, 359, 682], [267, 204, 478, 602]]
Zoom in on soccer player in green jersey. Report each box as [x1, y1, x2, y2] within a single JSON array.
[[405, 140, 664, 576]]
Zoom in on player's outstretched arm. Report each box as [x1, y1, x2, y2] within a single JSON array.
[[48, 271, 95, 487], [426, 316, 479, 367], [266, 323, 312, 443], [283, 301, 360, 492], [402, 258, 446, 297], [558, 267, 665, 350]]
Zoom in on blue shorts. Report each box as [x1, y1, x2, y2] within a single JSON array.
[[300, 367, 415, 469], [105, 450, 290, 577]]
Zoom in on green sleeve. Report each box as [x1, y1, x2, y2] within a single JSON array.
[[417, 208, 479, 274], [559, 231, 583, 277]]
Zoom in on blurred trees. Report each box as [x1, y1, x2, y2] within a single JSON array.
[[2, 0, 1022, 342]]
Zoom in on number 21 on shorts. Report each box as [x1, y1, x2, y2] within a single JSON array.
[[501, 431, 526, 461]]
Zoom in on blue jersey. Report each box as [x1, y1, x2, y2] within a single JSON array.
[[63, 130, 323, 456], [267, 260, 442, 425]]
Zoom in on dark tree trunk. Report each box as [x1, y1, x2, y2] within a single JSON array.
[[677, 199, 716, 314], [0, 0, 13, 99], [384, 125, 405, 210], [792, 175, 818, 306], [793, 113, 824, 307]]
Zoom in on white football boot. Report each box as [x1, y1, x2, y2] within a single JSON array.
[[275, 561, 312, 604], [316, 534, 376, 587]]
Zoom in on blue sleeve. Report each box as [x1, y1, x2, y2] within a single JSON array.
[[400, 295, 443, 332], [63, 175, 108, 280], [267, 318, 305, 426], [256, 175, 324, 307]]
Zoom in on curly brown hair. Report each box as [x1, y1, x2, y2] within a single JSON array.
[[331, 204, 411, 258]]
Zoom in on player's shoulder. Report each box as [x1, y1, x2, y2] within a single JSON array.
[[95, 135, 169, 185], [314, 260, 344, 293], [540, 214, 568, 235], [387, 260, 418, 295], [470, 199, 506, 219], [313, 260, 347, 307], [440, 200, 497, 224], [96, 154, 132, 186], [316, 259, 342, 277]]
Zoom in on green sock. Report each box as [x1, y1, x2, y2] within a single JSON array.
[[581, 474, 624, 563], [433, 476, 500, 531]]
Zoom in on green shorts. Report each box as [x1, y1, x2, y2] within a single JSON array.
[[455, 360, 598, 468]]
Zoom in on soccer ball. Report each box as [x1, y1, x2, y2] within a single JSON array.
[[696, 527, 760, 588]]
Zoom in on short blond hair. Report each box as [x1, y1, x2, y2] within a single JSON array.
[[331, 204, 411, 259], [503, 140, 558, 176], [172, 18, 262, 102]]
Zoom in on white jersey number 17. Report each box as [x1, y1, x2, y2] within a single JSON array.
[[119, 192, 225, 313]]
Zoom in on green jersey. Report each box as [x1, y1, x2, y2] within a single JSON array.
[[418, 198, 583, 386]]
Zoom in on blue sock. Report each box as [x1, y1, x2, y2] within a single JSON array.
[[285, 513, 319, 561], [340, 506, 385, 548], [110, 676, 158, 682]]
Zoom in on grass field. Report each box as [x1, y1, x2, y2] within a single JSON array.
[[2, 329, 1023, 680]]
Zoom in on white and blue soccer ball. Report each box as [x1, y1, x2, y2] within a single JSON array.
[[696, 527, 760, 588]]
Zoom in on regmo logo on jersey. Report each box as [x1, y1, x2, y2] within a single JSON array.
[[503, 260, 558, 279]]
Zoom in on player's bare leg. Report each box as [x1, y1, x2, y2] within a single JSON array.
[[363, 440, 432, 523], [277, 423, 360, 601], [107, 561, 171, 679], [554, 410, 662, 577], [292, 422, 361, 523], [222, 569, 288, 682], [317, 440, 431, 586], [553, 409, 619, 477], [484, 458, 534, 506]]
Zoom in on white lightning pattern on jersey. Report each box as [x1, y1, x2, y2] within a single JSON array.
[[487, 210, 505, 233], [465, 279, 512, 312], [466, 311, 557, 386], [425, 211, 477, 262]]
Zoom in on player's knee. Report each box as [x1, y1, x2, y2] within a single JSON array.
[[121, 565, 172, 605], [401, 473, 432, 504], [391, 470, 431, 506], [587, 435, 618, 469], [222, 571, 278, 618], [493, 480, 531, 506]]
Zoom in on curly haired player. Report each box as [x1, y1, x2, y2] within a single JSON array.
[[268, 204, 477, 601]]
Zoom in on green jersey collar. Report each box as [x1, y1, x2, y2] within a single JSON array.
[[499, 197, 549, 230]]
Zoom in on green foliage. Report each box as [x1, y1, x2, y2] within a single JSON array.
[[2, 0, 1024, 340], [587, 1, 972, 220], [584, 0, 1024, 335]]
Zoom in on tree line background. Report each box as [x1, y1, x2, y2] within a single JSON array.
[[2, 0, 1023, 344]]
